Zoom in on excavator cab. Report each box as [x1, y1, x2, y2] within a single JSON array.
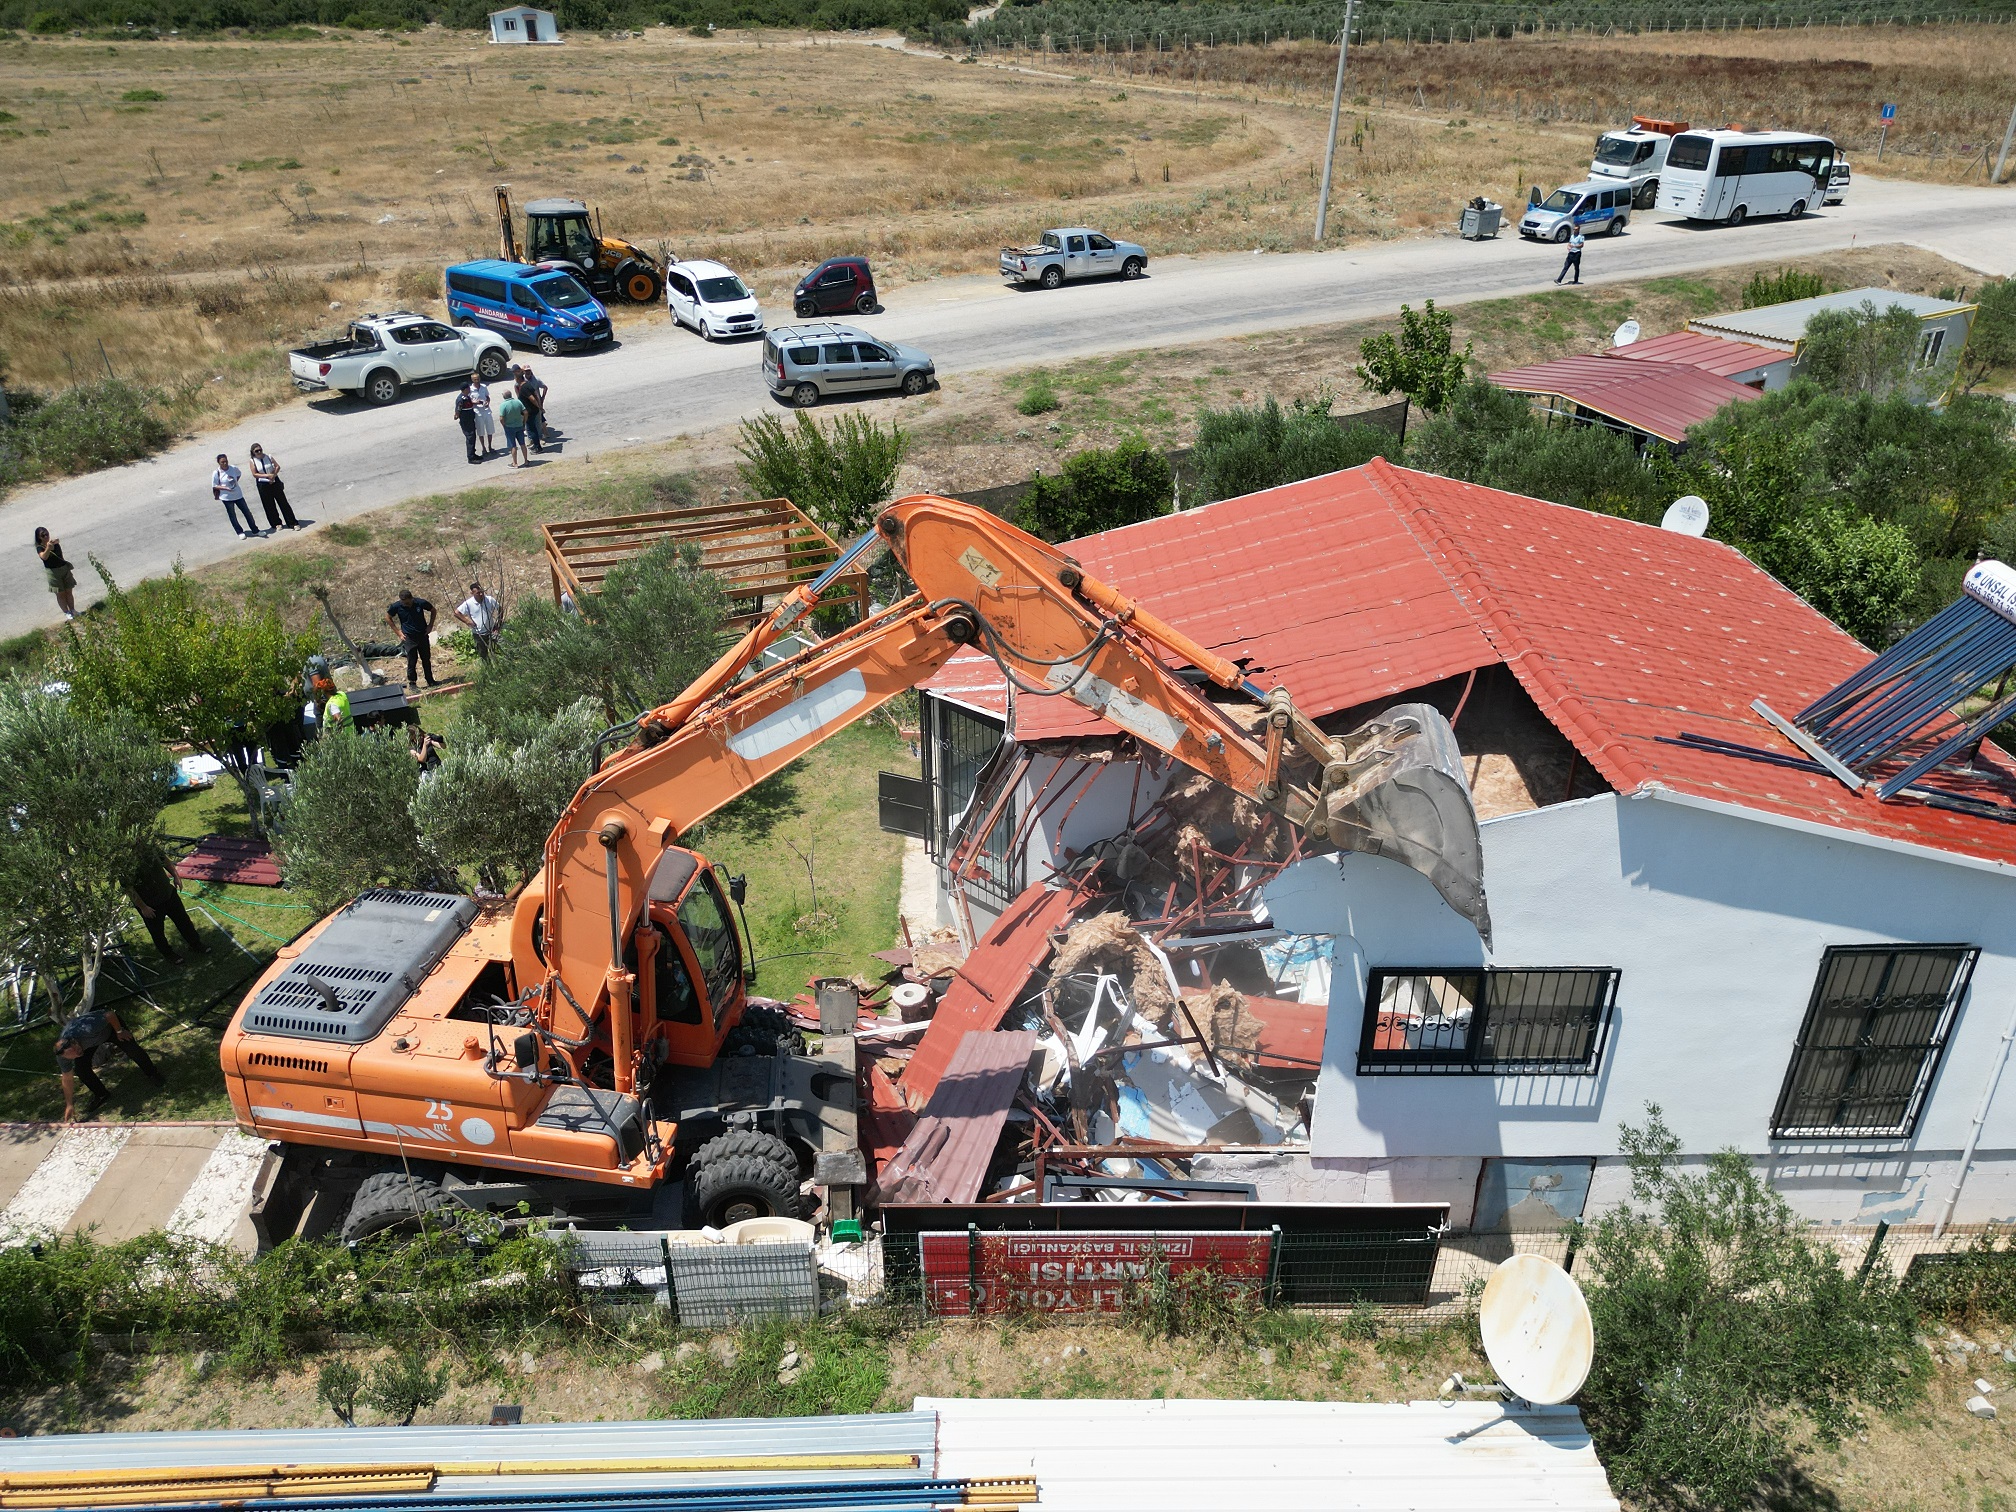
[[636, 851, 748, 1066], [525, 198, 600, 274]]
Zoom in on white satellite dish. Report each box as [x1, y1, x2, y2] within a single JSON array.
[[1612, 318, 1641, 347], [1479, 1253, 1594, 1405], [1662, 495, 1710, 536]]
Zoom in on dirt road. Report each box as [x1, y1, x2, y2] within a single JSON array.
[[3, 174, 2009, 639]]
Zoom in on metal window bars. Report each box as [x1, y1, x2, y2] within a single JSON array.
[[1356, 967, 1619, 1075], [1771, 944, 1978, 1139]]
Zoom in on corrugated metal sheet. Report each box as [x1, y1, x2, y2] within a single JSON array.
[[1690, 286, 1972, 349], [0, 1415, 939, 1491], [1602, 329, 1785, 381], [876, 1031, 1038, 1205], [921, 1397, 1619, 1511], [906, 883, 1082, 1102], [917, 471, 1498, 744], [1487, 356, 1762, 444]]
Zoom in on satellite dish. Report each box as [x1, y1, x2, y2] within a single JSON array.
[[1479, 1253, 1594, 1405], [1662, 495, 1710, 536], [1612, 319, 1641, 347]]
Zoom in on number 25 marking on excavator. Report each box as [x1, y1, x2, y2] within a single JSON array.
[[426, 1099, 453, 1121]]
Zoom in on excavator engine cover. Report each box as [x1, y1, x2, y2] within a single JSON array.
[[1322, 704, 1492, 945], [241, 890, 478, 1044]]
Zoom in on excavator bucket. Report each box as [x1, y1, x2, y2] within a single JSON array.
[[1319, 703, 1492, 946]]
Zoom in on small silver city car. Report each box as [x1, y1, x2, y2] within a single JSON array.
[[761, 322, 936, 407]]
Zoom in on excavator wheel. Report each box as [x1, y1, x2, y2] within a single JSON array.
[[725, 1003, 807, 1058], [620, 263, 662, 304], [690, 1128, 802, 1177], [688, 1150, 805, 1227], [341, 1171, 461, 1243]]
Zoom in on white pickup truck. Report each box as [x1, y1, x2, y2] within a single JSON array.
[[289, 311, 513, 406], [1000, 228, 1148, 290]]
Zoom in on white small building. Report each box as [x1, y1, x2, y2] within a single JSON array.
[[911, 460, 2016, 1232], [488, 6, 560, 44]]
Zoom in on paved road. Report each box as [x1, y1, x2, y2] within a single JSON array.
[[0, 1122, 265, 1251], [5, 175, 2011, 638]]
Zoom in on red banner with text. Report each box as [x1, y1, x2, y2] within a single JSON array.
[[919, 1230, 1274, 1316]]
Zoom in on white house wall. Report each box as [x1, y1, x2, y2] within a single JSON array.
[[1280, 788, 2016, 1226]]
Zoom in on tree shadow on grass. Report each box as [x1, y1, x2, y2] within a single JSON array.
[[705, 768, 801, 845]]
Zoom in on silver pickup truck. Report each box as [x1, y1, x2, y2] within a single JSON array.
[[1000, 228, 1148, 290], [290, 311, 512, 406]]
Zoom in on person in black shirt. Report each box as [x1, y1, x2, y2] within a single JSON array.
[[385, 589, 440, 689], [55, 1007, 166, 1120], [126, 849, 209, 964]]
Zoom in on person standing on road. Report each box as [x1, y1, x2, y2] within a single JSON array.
[[1556, 228, 1586, 286], [453, 385, 480, 464], [454, 580, 503, 660], [498, 387, 529, 468], [514, 366, 549, 453], [34, 527, 77, 620], [55, 1006, 166, 1121], [469, 375, 497, 459], [212, 453, 257, 537], [247, 444, 300, 532], [386, 588, 440, 690]]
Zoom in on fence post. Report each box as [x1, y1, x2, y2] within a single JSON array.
[[966, 1221, 981, 1316], [1856, 1220, 1891, 1283], [660, 1234, 679, 1318], [1266, 1224, 1285, 1304], [1995, 101, 2016, 184]]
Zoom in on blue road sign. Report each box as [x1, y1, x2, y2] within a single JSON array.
[[1881, 102, 1897, 122]]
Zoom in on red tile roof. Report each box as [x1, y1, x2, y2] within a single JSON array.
[[920, 460, 2016, 868], [1603, 329, 1786, 381], [1487, 354, 1763, 443]]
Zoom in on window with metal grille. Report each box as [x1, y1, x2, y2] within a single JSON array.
[[920, 694, 1020, 909], [1771, 945, 1977, 1139], [1357, 968, 1619, 1075]]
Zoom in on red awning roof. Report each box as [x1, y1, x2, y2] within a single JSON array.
[[1487, 355, 1762, 443], [1603, 329, 1786, 380], [920, 460, 2016, 869]]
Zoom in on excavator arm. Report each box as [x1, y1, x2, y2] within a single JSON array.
[[526, 495, 1490, 1089]]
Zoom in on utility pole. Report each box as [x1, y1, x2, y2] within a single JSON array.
[[1313, 0, 1356, 246], [1996, 101, 2016, 184]]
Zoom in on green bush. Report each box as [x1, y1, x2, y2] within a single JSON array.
[[1016, 373, 1062, 416], [465, 540, 729, 728], [1015, 436, 1173, 541], [1742, 267, 1829, 309], [412, 698, 601, 890], [1962, 277, 2016, 394], [2, 379, 171, 482], [1577, 1107, 1921, 1510], [1191, 395, 1398, 505], [1800, 300, 1938, 400], [1905, 1228, 2016, 1328], [733, 409, 908, 541], [275, 726, 436, 911]]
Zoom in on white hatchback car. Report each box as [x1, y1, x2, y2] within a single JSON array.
[[665, 259, 764, 341]]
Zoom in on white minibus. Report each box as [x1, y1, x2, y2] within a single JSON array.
[[1657, 129, 1836, 225]]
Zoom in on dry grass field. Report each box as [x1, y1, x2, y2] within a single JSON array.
[[0, 22, 2004, 433]]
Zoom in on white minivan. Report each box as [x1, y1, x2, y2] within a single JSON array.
[[665, 258, 764, 341]]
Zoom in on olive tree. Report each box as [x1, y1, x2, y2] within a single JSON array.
[[412, 700, 602, 891], [274, 728, 435, 912], [1355, 300, 1472, 414], [0, 682, 172, 1014], [63, 563, 314, 833]]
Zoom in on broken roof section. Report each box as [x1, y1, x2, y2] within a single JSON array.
[[1487, 355, 1763, 445], [922, 459, 2016, 869]]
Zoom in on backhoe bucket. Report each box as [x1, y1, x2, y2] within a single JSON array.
[[1321, 702, 1492, 946]]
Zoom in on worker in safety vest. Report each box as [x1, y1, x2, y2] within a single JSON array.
[[323, 688, 353, 736]]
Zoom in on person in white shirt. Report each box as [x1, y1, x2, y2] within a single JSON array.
[[212, 453, 257, 537], [469, 378, 497, 458], [247, 444, 299, 531], [454, 580, 504, 660]]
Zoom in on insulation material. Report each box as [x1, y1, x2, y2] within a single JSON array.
[[1051, 913, 1176, 1028], [1183, 984, 1262, 1070], [1157, 772, 1290, 862]]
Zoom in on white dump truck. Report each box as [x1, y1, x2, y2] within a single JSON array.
[[1589, 117, 1690, 209]]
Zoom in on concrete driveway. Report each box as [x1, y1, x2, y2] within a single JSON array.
[[3, 174, 2010, 639]]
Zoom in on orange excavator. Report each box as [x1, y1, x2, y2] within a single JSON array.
[[224, 496, 1490, 1246]]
